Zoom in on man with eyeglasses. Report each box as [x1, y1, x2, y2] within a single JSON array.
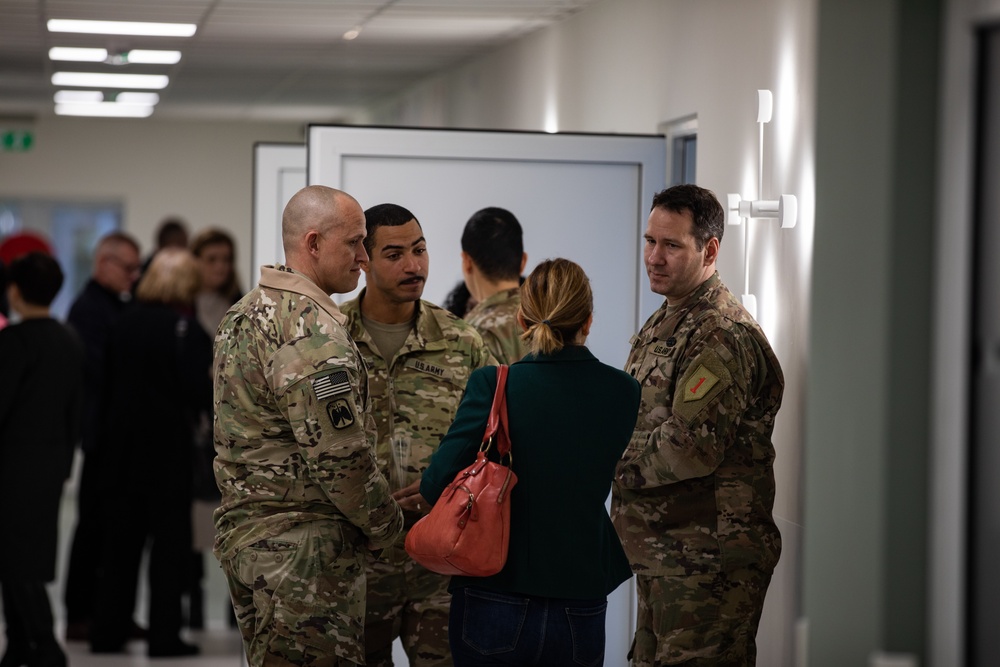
[[63, 231, 144, 642]]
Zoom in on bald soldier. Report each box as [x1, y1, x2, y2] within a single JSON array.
[[340, 203, 494, 666], [613, 184, 784, 666], [213, 186, 403, 667]]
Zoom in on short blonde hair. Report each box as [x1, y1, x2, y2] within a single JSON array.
[[518, 258, 593, 356], [135, 247, 201, 306]]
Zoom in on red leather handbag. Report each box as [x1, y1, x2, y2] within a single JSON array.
[[405, 365, 517, 576]]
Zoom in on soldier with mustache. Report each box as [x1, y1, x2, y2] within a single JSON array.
[[340, 203, 495, 667]]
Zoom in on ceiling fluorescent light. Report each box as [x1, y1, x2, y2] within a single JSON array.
[[52, 72, 169, 89], [54, 90, 104, 103], [55, 102, 154, 118], [116, 92, 160, 105], [49, 47, 108, 62], [47, 19, 197, 38], [121, 50, 182, 65]]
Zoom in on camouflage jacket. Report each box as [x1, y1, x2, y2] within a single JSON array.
[[212, 265, 403, 560], [341, 294, 495, 502], [612, 272, 784, 577], [463, 287, 527, 364]]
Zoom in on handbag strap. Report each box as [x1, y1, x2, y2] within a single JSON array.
[[483, 364, 511, 457]]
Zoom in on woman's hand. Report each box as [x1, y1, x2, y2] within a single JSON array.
[[392, 479, 428, 514]]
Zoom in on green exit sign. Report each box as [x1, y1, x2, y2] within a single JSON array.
[[1, 130, 34, 152]]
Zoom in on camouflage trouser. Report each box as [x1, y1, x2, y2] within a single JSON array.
[[221, 521, 366, 667], [364, 543, 452, 667], [630, 568, 771, 666]]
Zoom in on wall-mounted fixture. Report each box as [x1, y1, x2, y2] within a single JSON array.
[[725, 90, 797, 319]]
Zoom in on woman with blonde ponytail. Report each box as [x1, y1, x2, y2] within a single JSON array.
[[419, 258, 641, 666]]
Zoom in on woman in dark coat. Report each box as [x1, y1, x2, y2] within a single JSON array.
[[0, 253, 85, 667], [88, 248, 212, 658], [418, 258, 641, 667]]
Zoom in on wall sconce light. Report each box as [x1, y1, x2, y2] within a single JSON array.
[[726, 89, 797, 318]]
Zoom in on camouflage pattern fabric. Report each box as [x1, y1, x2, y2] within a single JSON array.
[[612, 272, 784, 662], [630, 569, 771, 666], [213, 265, 403, 665], [363, 552, 451, 667], [222, 521, 366, 667], [341, 294, 495, 666], [462, 287, 527, 364]]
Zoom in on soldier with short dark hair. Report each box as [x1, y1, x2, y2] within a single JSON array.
[[213, 185, 403, 667], [341, 202, 494, 666], [613, 184, 784, 666], [460, 207, 528, 364]]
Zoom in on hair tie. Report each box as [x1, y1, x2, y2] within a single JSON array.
[[541, 319, 551, 326]]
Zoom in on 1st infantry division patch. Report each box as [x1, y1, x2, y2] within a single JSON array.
[[683, 364, 719, 402]]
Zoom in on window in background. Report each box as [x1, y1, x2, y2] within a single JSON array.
[[0, 199, 122, 320], [660, 115, 698, 186]]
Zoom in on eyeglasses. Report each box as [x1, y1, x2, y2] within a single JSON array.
[[106, 255, 141, 274]]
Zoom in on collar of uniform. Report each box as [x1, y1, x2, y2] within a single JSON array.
[[341, 290, 448, 347], [471, 286, 518, 313], [258, 264, 347, 326], [518, 344, 596, 365], [663, 270, 722, 313]]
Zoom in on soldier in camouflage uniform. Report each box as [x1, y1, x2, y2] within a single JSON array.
[[213, 185, 403, 667], [341, 203, 495, 667], [460, 206, 528, 364], [612, 184, 784, 666]]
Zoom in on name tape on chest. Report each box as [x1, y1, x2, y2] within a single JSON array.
[[406, 359, 448, 378], [312, 370, 351, 400]]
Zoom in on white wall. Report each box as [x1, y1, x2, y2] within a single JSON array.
[[372, 1, 817, 665], [0, 116, 303, 291]]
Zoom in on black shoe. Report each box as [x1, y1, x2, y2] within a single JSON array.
[[30, 643, 67, 667], [129, 620, 148, 640], [1, 645, 66, 667], [89, 639, 126, 654], [0, 648, 27, 667], [64, 620, 89, 642], [148, 639, 200, 658]]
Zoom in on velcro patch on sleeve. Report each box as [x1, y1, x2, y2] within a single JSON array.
[[683, 365, 719, 402], [673, 349, 733, 425], [326, 398, 355, 429], [312, 369, 351, 400]]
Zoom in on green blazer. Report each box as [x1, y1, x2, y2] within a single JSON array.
[[421, 345, 640, 599]]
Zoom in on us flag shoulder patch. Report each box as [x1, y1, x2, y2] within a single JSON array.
[[312, 370, 351, 400]]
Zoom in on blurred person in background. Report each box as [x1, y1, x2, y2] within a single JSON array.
[[63, 231, 143, 642], [89, 248, 212, 658], [140, 217, 189, 276], [185, 227, 243, 629], [441, 280, 475, 319], [0, 252, 85, 667], [0, 232, 56, 331], [190, 227, 242, 337]]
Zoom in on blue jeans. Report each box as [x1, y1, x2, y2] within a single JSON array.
[[449, 587, 608, 666]]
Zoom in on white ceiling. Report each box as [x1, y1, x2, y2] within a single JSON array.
[[0, 0, 601, 122]]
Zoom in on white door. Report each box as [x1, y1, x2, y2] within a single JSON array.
[[254, 125, 667, 663], [307, 125, 665, 369], [252, 142, 306, 286]]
